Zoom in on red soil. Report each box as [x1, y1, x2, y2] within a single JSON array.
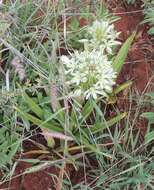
[[0, 162, 59, 190], [114, 4, 154, 135], [114, 5, 154, 94]]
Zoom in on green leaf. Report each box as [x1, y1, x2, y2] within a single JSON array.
[[70, 17, 79, 31], [145, 131, 154, 144], [8, 141, 20, 163], [112, 32, 136, 74], [114, 81, 132, 94], [23, 92, 44, 119], [15, 107, 63, 132], [92, 112, 127, 134], [145, 92, 154, 99], [80, 100, 95, 124], [148, 27, 154, 35], [24, 162, 50, 174], [0, 128, 20, 168], [106, 112, 127, 127], [75, 133, 112, 158], [19, 159, 40, 164], [84, 101, 127, 133], [82, 112, 126, 135], [141, 112, 154, 123]]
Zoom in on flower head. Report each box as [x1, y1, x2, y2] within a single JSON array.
[[61, 50, 116, 99], [88, 20, 120, 54]]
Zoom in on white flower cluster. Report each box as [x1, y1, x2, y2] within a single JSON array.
[[88, 20, 121, 54], [61, 50, 116, 99], [60, 20, 120, 100]]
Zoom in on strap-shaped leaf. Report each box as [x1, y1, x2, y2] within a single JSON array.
[[90, 112, 127, 134], [23, 92, 44, 119], [114, 80, 132, 94], [145, 131, 154, 144], [141, 112, 154, 123], [112, 32, 136, 74], [15, 106, 63, 132], [80, 99, 95, 124]]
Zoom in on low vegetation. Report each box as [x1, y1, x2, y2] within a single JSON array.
[[0, 0, 153, 189]]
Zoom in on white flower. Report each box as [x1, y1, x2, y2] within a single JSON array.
[[88, 20, 121, 54], [60, 50, 116, 99]]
